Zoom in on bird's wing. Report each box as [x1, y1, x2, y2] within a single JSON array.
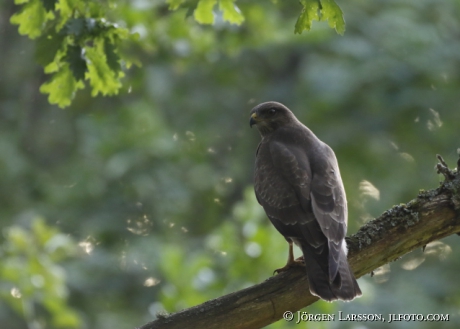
[[309, 145, 347, 282]]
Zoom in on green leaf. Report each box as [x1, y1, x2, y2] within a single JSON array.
[[65, 45, 87, 81], [104, 40, 121, 73], [85, 38, 122, 97], [55, 0, 73, 30], [167, 0, 185, 10], [185, 4, 195, 18], [295, 0, 345, 35], [294, 0, 320, 34], [52, 308, 80, 328], [41, 0, 58, 12], [35, 32, 65, 66], [61, 18, 108, 39], [320, 0, 346, 35], [63, 18, 86, 36], [194, 0, 217, 24], [10, 0, 53, 39], [44, 58, 61, 74], [39, 65, 84, 108], [219, 0, 244, 25]]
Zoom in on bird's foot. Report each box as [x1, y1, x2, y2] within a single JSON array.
[[273, 257, 305, 275]]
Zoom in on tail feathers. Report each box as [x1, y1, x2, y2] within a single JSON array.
[[302, 246, 361, 302]]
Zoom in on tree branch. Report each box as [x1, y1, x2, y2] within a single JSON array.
[[138, 156, 460, 329]]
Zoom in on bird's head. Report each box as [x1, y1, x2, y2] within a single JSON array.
[[249, 101, 297, 136]]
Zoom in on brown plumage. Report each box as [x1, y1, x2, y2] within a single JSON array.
[[250, 101, 362, 302]]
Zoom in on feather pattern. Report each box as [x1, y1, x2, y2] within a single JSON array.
[[251, 101, 361, 301]]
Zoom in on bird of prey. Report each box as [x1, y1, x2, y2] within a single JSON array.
[[249, 101, 362, 302]]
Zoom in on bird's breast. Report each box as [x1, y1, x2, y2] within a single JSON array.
[[254, 151, 299, 209]]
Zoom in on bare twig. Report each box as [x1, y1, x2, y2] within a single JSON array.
[[436, 154, 456, 181], [457, 148, 460, 173]]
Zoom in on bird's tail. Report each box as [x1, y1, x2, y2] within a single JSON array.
[[301, 244, 362, 302]]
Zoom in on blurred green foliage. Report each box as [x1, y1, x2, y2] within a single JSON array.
[[3, 0, 460, 328], [0, 218, 79, 328]]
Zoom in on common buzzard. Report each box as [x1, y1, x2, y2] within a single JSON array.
[[250, 101, 361, 301]]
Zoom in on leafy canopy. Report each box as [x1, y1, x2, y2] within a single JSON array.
[[10, 0, 134, 108], [11, 0, 345, 108]]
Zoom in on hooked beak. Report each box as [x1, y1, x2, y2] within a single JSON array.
[[249, 112, 258, 128]]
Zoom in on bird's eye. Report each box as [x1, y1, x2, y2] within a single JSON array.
[[268, 108, 276, 115]]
